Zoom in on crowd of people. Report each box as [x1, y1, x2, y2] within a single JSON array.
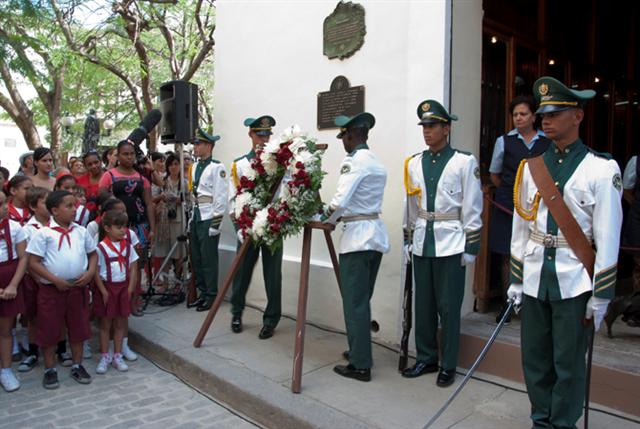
[[0, 142, 193, 392]]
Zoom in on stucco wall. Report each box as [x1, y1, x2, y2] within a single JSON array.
[[211, 0, 482, 347]]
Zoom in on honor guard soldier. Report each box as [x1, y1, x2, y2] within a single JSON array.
[[323, 112, 390, 382], [402, 100, 482, 387], [622, 153, 640, 292], [509, 77, 623, 429], [188, 128, 228, 312], [229, 115, 283, 340]]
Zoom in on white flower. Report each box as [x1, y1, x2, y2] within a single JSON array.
[[263, 139, 281, 154], [289, 137, 307, 153], [261, 151, 278, 176], [245, 167, 257, 181], [252, 208, 269, 239], [280, 124, 302, 142], [234, 192, 252, 218]]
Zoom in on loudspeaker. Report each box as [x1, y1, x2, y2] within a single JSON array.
[[159, 80, 199, 143]]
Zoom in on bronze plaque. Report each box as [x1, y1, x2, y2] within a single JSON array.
[[323, 1, 366, 60], [317, 76, 365, 130]]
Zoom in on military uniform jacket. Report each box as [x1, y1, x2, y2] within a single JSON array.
[[403, 145, 483, 258], [510, 140, 623, 301], [191, 157, 228, 226], [229, 150, 254, 218], [325, 144, 390, 255]]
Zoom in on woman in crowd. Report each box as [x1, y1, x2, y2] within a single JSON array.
[[76, 151, 104, 217], [16, 152, 35, 177], [102, 147, 118, 170], [31, 148, 56, 191], [98, 140, 156, 315]]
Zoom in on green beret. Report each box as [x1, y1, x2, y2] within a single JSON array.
[[334, 112, 376, 138], [195, 127, 220, 145], [533, 76, 595, 114], [244, 115, 276, 136], [416, 99, 458, 125]]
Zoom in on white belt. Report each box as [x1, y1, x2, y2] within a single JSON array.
[[417, 209, 459, 222], [195, 195, 213, 204], [341, 213, 380, 223], [529, 230, 592, 248]]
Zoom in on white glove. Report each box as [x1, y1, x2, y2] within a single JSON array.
[[461, 253, 477, 266], [585, 296, 610, 332], [403, 244, 412, 261], [507, 284, 523, 306], [208, 227, 220, 237], [309, 213, 322, 222], [236, 229, 245, 244]]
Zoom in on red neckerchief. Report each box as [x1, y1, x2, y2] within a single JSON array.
[[0, 218, 13, 260], [30, 219, 50, 230], [103, 236, 127, 272], [0, 217, 8, 241], [50, 225, 74, 250], [8, 203, 31, 226]]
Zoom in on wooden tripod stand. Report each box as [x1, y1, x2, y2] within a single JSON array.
[[192, 221, 341, 394]]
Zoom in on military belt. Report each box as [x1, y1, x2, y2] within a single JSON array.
[[530, 230, 593, 249], [196, 195, 213, 205], [417, 209, 459, 222], [341, 213, 380, 223]]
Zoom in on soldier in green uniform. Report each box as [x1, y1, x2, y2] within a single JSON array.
[[323, 112, 390, 382], [402, 100, 483, 387], [229, 115, 283, 340], [509, 77, 623, 428], [188, 128, 228, 312]]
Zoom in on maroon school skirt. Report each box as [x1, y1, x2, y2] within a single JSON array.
[[93, 280, 131, 319], [0, 259, 25, 318]]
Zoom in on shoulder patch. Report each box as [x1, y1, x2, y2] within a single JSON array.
[[613, 173, 622, 191], [474, 166, 480, 179], [340, 164, 351, 174], [220, 170, 226, 178], [588, 148, 613, 160]]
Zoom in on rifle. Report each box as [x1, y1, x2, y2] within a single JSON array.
[[398, 250, 413, 372]]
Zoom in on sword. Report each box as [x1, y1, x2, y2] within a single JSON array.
[[423, 298, 517, 429], [583, 320, 595, 429]]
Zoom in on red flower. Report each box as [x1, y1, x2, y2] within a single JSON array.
[[239, 176, 255, 191], [276, 144, 294, 166], [295, 161, 305, 169]]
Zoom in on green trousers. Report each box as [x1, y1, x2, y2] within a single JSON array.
[[190, 219, 219, 300], [521, 292, 590, 429], [413, 253, 465, 370], [230, 242, 283, 327], [338, 250, 383, 369]]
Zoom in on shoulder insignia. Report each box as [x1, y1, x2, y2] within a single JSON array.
[[211, 159, 221, 164], [613, 173, 622, 191], [340, 164, 351, 174], [588, 148, 613, 160], [233, 155, 247, 163], [220, 170, 226, 178], [454, 149, 473, 156], [474, 166, 480, 179]]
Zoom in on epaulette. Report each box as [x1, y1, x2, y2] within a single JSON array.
[[233, 154, 247, 163], [454, 149, 473, 156], [587, 148, 613, 160]]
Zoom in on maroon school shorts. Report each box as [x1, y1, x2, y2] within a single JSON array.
[[93, 280, 131, 319], [0, 259, 25, 318], [21, 274, 39, 320], [36, 285, 91, 347]]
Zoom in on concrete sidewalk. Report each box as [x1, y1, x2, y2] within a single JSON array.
[[128, 303, 639, 429]]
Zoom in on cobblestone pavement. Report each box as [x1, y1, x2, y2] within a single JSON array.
[[0, 350, 261, 429]]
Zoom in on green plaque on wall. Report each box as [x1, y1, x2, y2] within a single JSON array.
[[323, 1, 366, 60]]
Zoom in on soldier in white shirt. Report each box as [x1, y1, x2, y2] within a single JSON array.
[[188, 128, 228, 312], [228, 115, 284, 340], [402, 100, 482, 387], [323, 112, 390, 382], [509, 77, 623, 428]]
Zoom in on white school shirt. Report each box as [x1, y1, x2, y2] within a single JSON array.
[[97, 239, 139, 282], [86, 220, 140, 247], [75, 205, 90, 227], [0, 219, 27, 262], [26, 219, 96, 283], [23, 217, 48, 243]]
